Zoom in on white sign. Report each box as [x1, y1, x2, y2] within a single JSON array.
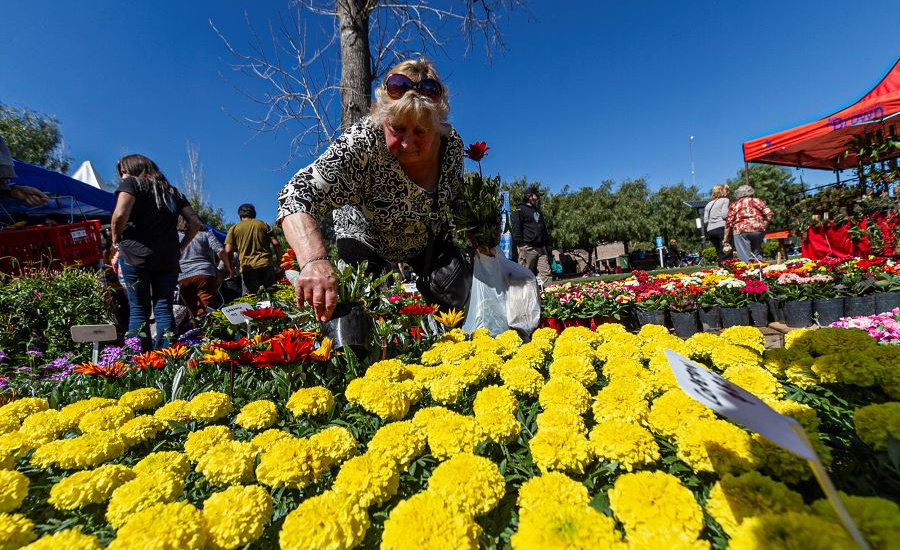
[[402, 283, 419, 294], [221, 303, 253, 325], [255, 300, 272, 309], [70, 324, 117, 343]]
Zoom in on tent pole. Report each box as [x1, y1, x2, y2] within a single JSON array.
[[744, 162, 751, 186]]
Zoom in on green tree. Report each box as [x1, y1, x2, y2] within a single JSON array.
[[726, 165, 806, 230], [601, 178, 653, 250], [648, 182, 702, 248], [0, 103, 70, 172]]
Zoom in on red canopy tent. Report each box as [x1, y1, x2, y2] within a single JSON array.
[[743, 58, 900, 170]]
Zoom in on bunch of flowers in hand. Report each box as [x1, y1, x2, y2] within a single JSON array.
[[454, 141, 505, 251]]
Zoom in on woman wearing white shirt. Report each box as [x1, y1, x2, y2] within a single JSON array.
[[703, 184, 730, 263]]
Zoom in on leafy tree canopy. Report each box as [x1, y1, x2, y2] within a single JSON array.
[[0, 103, 70, 173]]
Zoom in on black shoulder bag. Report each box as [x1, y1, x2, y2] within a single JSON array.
[[415, 191, 473, 311]]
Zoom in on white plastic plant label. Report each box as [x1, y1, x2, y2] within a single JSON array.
[[221, 303, 254, 325]]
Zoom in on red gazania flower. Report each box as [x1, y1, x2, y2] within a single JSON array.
[[236, 350, 256, 366], [75, 361, 127, 378], [270, 328, 317, 342], [243, 306, 288, 321], [132, 352, 165, 370], [212, 337, 252, 351], [253, 336, 315, 367], [156, 343, 188, 359], [409, 326, 424, 341], [399, 303, 436, 316], [464, 141, 490, 162]]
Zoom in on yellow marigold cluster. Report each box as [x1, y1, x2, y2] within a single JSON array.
[[516, 471, 589, 513], [592, 381, 650, 425], [381, 491, 481, 550], [512, 341, 551, 369], [235, 400, 279, 430], [108, 501, 207, 550], [428, 453, 505, 517], [801, 327, 878, 356], [196, 440, 258, 486], [811, 492, 900, 550], [552, 339, 595, 364], [754, 433, 831, 484], [286, 387, 334, 417], [762, 347, 813, 378], [601, 357, 646, 381], [188, 391, 233, 423], [19, 409, 63, 447], [512, 504, 626, 550], [419, 410, 485, 460], [309, 426, 358, 465], [727, 512, 855, 550], [0, 432, 30, 468], [454, 353, 500, 384], [608, 470, 704, 542], [720, 325, 766, 353], [476, 412, 521, 444], [31, 430, 126, 470], [685, 332, 722, 361], [117, 415, 167, 447], [0, 414, 18, 436], [722, 365, 784, 401], [154, 399, 193, 423], [132, 451, 190, 478], [785, 362, 819, 389], [499, 364, 544, 396], [812, 352, 885, 387], [473, 385, 518, 416], [78, 405, 134, 433], [495, 329, 523, 356], [279, 491, 370, 550], [529, 427, 593, 474], [19, 528, 101, 550], [118, 387, 163, 411], [0, 398, 48, 423], [767, 399, 820, 432], [539, 375, 591, 414], [439, 340, 477, 366], [58, 397, 117, 431], [710, 343, 763, 371], [548, 355, 598, 387], [202, 485, 273, 550], [705, 471, 807, 536], [250, 429, 292, 449], [536, 408, 587, 436], [557, 325, 600, 346], [364, 359, 412, 381], [184, 425, 234, 463], [256, 437, 328, 489], [0, 469, 29, 513], [106, 471, 185, 528], [0, 513, 35, 549], [345, 377, 421, 420], [48, 464, 135, 510], [366, 420, 426, 467], [675, 418, 763, 475], [589, 420, 660, 472], [332, 452, 400, 508], [854, 402, 900, 451], [415, 366, 468, 404]]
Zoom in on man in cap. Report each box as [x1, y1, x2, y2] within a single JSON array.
[[512, 185, 552, 286]]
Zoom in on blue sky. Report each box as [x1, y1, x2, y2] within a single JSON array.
[[3, 1, 899, 224]]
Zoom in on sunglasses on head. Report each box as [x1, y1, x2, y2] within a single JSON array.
[[383, 73, 443, 101]]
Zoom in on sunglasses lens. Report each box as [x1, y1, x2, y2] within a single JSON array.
[[385, 74, 414, 99], [416, 79, 443, 100]]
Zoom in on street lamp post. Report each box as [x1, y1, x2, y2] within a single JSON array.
[[689, 135, 696, 189]]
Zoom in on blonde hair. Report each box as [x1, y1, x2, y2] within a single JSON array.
[[370, 58, 450, 135], [711, 184, 729, 199]]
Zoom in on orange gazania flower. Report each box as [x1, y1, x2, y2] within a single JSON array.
[[280, 248, 297, 270], [156, 343, 188, 359], [201, 348, 234, 365], [310, 337, 333, 362], [270, 328, 316, 342], [133, 351, 165, 370], [75, 361, 127, 378], [211, 337, 252, 351]]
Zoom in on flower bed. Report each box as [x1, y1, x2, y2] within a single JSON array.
[[0, 315, 898, 548]]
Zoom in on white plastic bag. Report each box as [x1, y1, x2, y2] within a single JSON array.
[[462, 247, 541, 336]]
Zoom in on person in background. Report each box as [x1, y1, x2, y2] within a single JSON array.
[[0, 133, 49, 206], [703, 184, 731, 263], [178, 218, 232, 319], [724, 184, 773, 263], [224, 203, 283, 295], [111, 154, 202, 351], [512, 185, 551, 286]]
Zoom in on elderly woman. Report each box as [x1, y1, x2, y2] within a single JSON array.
[[277, 59, 465, 321], [723, 184, 773, 263], [703, 184, 731, 263]]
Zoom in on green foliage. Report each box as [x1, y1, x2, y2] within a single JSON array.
[[648, 182, 702, 246], [726, 165, 805, 231], [700, 246, 717, 264], [0, 103, 70, 172], [0, 267, 115, 368], [189, 196, 229, 233], [455, 171, 505, 250], [760, 240, 780, 259]]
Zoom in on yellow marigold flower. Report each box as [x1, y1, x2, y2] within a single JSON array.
[[256, 437, 327, 489], [806, 327, 878, 356], [58, 397, 117, 431], [722, 365, 784, 400], [601, 357, 646, 381], [78, 404, 134, 433], [551, 339, 594, 362], [854, 402, 900, 451], [640, 334, 689, 362], [0, 470, 29, 513], [381, 491, 480, 550], [251, 429, 292, 449], [512, 505, 626, 550], [762, 347, 813, 377], [367, 420, 426, 467], [420, 341, 452, 365], [189, 391, 233, 423], [529, 428, 593, 474], [533, 325, 561, 342], [720, 325, 766, 353], [0, 397, 48, 423], [108, 501, 207, 550], [536, 408, 587, 436], [786, 363, 819, 389], [812, 352, 885, 387], [117, 415, 166, 447], [727, 512, 854, 550], [867, 345, 900, 397], [783, 327, 813, 352], [473, 337, 503, 357], [19, 528, 101, 550], [48, 464, 135, 510], [706, 471, 807, 536], [0, 432, 30, 467], [434, 308, 464, 328], [539, 375, 591, 414], [453, 355, 496, 385], [516, 471, 589, 513], [592, 383, 650, 425], [235, 400, 278, 430], [495, 329, 523, 356], [279, 491, 369, 550], [548, 355, 598, 387], [196, 440, 258, 486], [710, 343, 762, 371], [132, 451, 190, 479], [675, 418, 763, 475], [154, 399, 192, 423], [589, 420, 660, 472], [106, 471, 184, 528], [442, 341, 477, 366], [364, 359, 412, 382], [468, 327, 491, 340], [591, 322, 625, 342], [767, 399, 820, 432], [637, 323, 671, 341], [425, 372, 468, 405], [477, 413, 521, 444], [202, 485, 273, 550], [754, 433, 831, 484], [473, 385, 518, 417], [184, 425, 234, 463], [412, 406, 453, 429], [428, 453, 505, 517], [345, 378, 417, 420], [332, 452, 399, 508], [608, 470, 703, 541], [310, 426, 357, 465], [0, 413, 18, 436], [595, 332, 641, 362], [117, 387, 163, 411], [31, 430, 126, 470], [685, 332, 723, 361], [18, 409, 63, 447], [558, 325, 600, 346], [0, 513, 35, 549], [811, 492, 900, 550], [286, 387, 333, 417], [422, 411, 485, 460]]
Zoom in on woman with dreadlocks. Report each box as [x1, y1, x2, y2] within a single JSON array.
[[111, 154, 202, 350]]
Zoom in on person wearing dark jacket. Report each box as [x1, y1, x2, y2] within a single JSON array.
[[512, 186, 551, 285]]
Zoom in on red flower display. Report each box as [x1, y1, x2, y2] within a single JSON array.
[[464, 141, 490, 162], [212, 338, 252, 351], [243, 306, 288, 321], [399, 303, 437, 316], [252, 336, 315, 367], [132, 352, 165, 370]]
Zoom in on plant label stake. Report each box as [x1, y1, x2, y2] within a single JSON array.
[[70, 324, 117, 364], [664, 350, 871, 550]]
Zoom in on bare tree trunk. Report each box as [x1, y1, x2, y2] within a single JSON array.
[[337, 0, 373, 130]]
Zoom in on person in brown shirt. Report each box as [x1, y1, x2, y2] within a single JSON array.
[[224, 203, 283, 295]]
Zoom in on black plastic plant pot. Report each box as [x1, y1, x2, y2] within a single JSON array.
[[324, 302, 370, 355]]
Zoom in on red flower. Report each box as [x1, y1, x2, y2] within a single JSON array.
[[75, 361, 128, 378], [399, 303, 436, 316], [243, 306, 288, 321], [132, 352, 165, 370], [212, 338, 252, 351], [252, 336, 315, 367], [409, 326, 424, 341], [464, 141, 490, 162]]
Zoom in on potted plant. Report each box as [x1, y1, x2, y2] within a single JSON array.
[[803, 273, 844, 326], [873, 267, 900, 313], [325, 260, 393, 354], [775, 272, 814, 328], [712, 277, 751, 327], [633, 288, 672, 327], [742, 278, 770, 327], [697, 286, 721, 331], [668, 291, 699, 338], [838, 260, 876, 317]]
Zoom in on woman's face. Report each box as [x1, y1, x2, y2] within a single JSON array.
[[383, 116, 440, 165]]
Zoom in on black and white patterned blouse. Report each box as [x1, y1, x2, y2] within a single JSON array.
[[276, 117, 464, 262]]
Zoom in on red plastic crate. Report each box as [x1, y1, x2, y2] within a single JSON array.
[[0, 220, 103, 274]]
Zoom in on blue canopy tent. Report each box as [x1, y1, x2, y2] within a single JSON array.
[[1, 160, 115, 224]]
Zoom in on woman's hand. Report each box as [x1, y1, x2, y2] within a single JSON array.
[[295, 258, 337, 322]]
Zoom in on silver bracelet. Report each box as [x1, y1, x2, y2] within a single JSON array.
[[298, 255, 330, 274]]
